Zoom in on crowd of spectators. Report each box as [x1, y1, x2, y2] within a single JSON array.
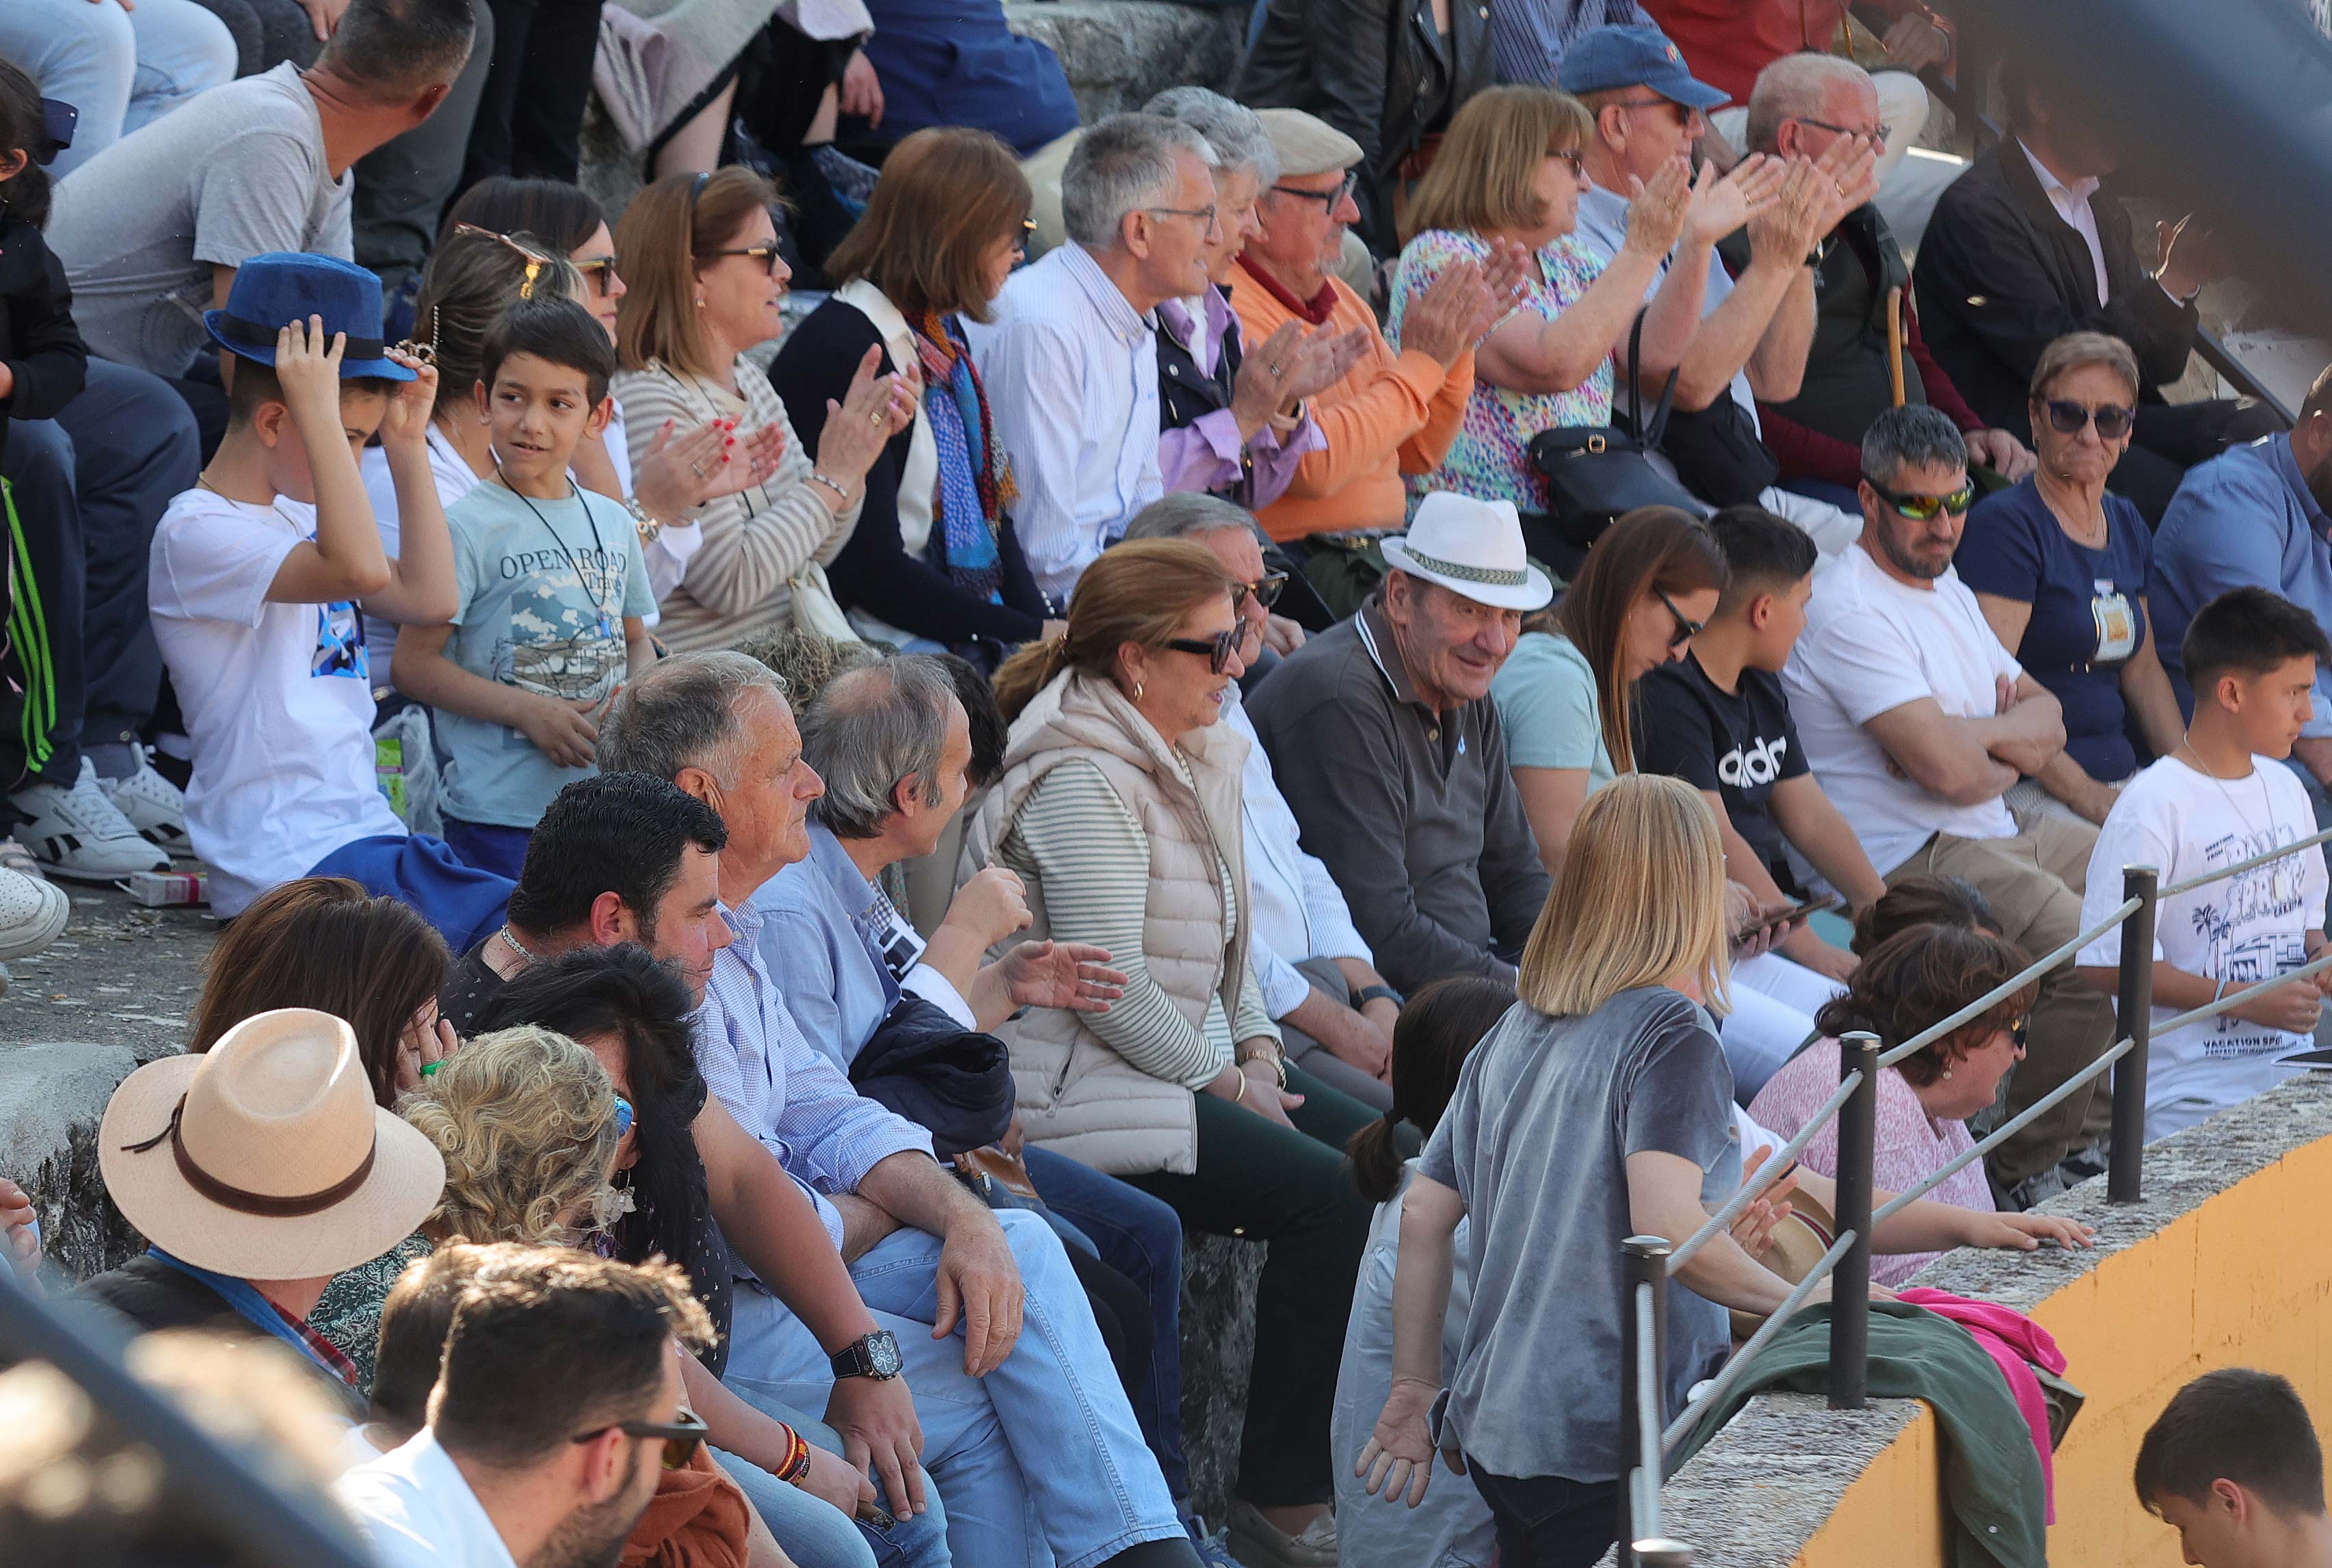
[[5, 3, 2332, 1567]]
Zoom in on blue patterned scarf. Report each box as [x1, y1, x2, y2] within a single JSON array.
[[913, 315, 1007, 603]]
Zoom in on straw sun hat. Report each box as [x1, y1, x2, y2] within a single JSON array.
[[99, 1009, 447, 1280]]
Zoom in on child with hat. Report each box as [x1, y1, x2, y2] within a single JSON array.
[[148, 252, 511, 947]]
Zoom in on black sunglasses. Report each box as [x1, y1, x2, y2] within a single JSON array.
[[1862, 474, 1976, 521], [700, 241, 785, 276], [572, 254, 620, 287], [574, 1407, 708, 1470], [1241, 570, 1288, 610], [1271, 171, 1360, 209], [1655, 588, 1704, 649], [2041, 398, 2135, 440], [1165, 626, 1245, 674]]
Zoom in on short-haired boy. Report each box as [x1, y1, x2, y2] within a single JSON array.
[[2077, 587, 2332, 1142], [2135, 1368, 2332, 1568], [149, 252, 506, 941], [1639, 505, 1891, 983], [392, 295, 654, 881]]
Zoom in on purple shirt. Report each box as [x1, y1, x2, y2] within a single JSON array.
[[1156, 289, 1325, 509]]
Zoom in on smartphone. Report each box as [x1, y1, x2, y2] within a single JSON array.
[[1762, 892, 1842, 930]]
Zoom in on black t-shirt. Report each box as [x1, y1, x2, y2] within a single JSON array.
[[1638, 653, 1809, 893]]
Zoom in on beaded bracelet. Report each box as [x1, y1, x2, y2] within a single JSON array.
[[777, 1423, 812, 1485]]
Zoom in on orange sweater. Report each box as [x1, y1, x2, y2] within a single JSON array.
[[1228, 267, 1474, 542]]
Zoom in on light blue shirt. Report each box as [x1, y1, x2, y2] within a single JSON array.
[[965, 241, 1165, 601], [1489, 0, 1655, 86], [2151, 434, 2332, 737], [754, 823, 907, 1074], [1224, 691, 1375, 1020], [1574, 181, 1759, 431], [436, 481, 653, 827], [693, 897, 936, 1253]]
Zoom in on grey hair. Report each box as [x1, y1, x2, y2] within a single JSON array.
[[598, 651, 788, 786], [1143, 88, 1279, 188], [1745, 52, 1873, 155], [2028, 331, 2140, 402], [1122, 492, 1258, 543], [1061, 113, 1217, 250], [1860, 404, 1968, 483], [802, 657, 960, 840]]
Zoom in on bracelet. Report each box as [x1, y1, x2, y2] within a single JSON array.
[[806, 470, 852, 507], [776, 1423, 812, 1485], [623, 494, 663, 545], [1236, 1041, 1288, 1089], [1231, 1071, 1248, 1105]]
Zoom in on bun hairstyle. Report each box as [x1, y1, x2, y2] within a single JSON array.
[[0, 59, 53, 229], [410, 227, 583, 417]]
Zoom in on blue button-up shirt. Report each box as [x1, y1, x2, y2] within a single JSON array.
[[2151, 434, 2332, 736], [755, 823, 909, 1075], [965, 241, 1165, 602], [693, 898, 936, 1251], [1490, 0, 1656, 85], [1574, 180, 1759, 430]]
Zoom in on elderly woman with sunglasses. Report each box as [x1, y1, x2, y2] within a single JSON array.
[[962, 539, 1377, 1565], [611, 168, 916, 654], [1958, 333, 2186, 826]]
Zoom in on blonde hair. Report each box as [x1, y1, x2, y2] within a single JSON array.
[[1518, 774, 1732, 1018], [398, 1025, 619, 1246], [613, 166, 780, 380], [1403, 85, 1593, 242], [991, 539, 1240, 722]]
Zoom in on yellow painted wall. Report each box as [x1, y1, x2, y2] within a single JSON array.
[[1794, 1132, 2332, 1568]]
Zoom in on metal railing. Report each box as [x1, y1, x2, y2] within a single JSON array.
[[1615, 830, 2332, 1565]]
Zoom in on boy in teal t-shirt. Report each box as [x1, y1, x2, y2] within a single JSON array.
[[392, 294, 655, 879]]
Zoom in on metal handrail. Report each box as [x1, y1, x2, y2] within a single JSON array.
[[2155, 947, 2332, 1035], [1877, 898, 2141, 1069], [1632, 1281, 1663, 1544], [1661, 1227, 1857, 1453], [1873, 1037, 2136, 1223], [2160, 823, 2332, 898], [1668, 1070, 1864, 1270]]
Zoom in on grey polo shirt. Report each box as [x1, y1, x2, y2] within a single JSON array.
[[1247, 599, 1552, 994]]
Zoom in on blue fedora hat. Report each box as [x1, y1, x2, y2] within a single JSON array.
[[1556, 25, 1730, 110], [203, 252, 414, 382]]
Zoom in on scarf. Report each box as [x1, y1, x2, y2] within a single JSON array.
[[913, 313, 1014, 603], [146, 1247, 360, 1388], [1237, 254, 1339, 326]]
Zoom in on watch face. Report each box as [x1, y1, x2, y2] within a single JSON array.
[[866, 1329, 903, 1377]]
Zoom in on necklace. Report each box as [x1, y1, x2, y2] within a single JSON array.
[[2180, 736, 2272, 840], [2038, 477, 2110, 550], [499, 925, 541, 964], [495, 466, 617, 641]]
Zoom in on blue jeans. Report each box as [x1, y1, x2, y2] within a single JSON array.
[[0, 0, 236, 176], [724, 1208, 1185, 1568], [714, 1385, 953, 1568], [1022, 1145, 1189, 1501]]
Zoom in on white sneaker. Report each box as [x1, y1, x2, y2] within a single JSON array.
[[10, 758, 170, 881], [98, 752, 189, 853], [0, 863, 69, 961]]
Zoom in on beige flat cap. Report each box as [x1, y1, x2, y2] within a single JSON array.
[[1254, 109, 1363, 178]]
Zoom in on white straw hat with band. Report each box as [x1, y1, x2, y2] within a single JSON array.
[[100, 1008, 447, 1280], [1379, 492, 1555, 612]]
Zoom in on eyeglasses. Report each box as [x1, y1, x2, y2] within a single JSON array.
[[1146, 204, 1220, 235], [449, 222, 559, 300], [574, 1408, 708, 1471], [1011, 217, 1037, 258], [1164, 626, 1245, 674], [2011, 1017, 2029, 1050], [1798, 117, 1885, 143], [1550, 149, 1587, 176], [2041, 398, 2135, 440], [699, 241, 785, 276], [1862, 473, 1975, 521], [1655, 589, 1704, 649], [572, 254, 620, 289], [613, 1092, 635, 1141], [1270, 171, 1360, 209], [1238, 570, 1288, 610]]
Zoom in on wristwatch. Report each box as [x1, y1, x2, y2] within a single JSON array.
[[831, 1329, 903, 1381], [1353, 984, 1405, 1010]]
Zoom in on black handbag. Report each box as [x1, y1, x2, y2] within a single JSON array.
[[1527, 313, 1705, 553], [1652, 349, 1780, 507]]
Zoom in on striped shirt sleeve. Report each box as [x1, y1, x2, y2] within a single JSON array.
[[1008, 760, 1232, 1090]]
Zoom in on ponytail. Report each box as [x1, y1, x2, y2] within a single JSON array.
[[993, 637, 1074, 725], [1343, 976, 1516, 1206], [1347, 1115, 1407, 1207]]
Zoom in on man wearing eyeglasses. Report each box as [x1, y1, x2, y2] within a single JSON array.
[[966, 112, 1221, 604], [1725, 53, 2036, 508], [337, 1247, 712, 1568], [1784, 405, 2117, 1208]]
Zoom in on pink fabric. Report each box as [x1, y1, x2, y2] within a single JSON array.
[[1898, 1288, 2067, 1521], [1747, 1039, 1996, 1286]]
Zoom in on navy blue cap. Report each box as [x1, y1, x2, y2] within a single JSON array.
[[1556, 25, 1730, 110], [202, 252, 414, 382]]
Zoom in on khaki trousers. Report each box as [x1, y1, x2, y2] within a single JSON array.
[[1885, 805, 2115, 1191]]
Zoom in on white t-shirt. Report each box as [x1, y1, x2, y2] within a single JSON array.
[[1783, 544, 2024, 875], [2077, 754, 2329, 1143], [148, 489, 406, 917], [360, 425, 483, 676], [335, 1431, 518, 1568]]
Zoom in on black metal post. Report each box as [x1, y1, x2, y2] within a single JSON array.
[[2110, 864, 2159, 1205], [1633, 1543, 1695, 1567], [1829, 1032, 1879, 1409], [1617, 1236, 1671, 1568]]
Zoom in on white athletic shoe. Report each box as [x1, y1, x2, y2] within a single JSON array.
[[9, 758, 170, 881], [98, 752, 189, 853], [0, 863, 69, 961]]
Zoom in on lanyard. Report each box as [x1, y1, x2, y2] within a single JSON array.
[[496, 470, 616, 639], [146, 1247, 345, 1381]]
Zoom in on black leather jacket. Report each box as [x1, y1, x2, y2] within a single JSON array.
[[1237, 0, 1494, 259]]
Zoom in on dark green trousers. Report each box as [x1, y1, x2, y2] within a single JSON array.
[[1124, 1065, 1378, 1506]]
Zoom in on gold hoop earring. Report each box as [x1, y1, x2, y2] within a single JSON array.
[[1133, 681, 1145, 701]]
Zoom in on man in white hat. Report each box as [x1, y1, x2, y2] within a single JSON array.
[[1248, 492, 1555, 996], [79, 1008, 447, 1396]]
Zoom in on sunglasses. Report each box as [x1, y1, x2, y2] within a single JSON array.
[[1165, 626, 1245, 674], [700, 241, 785, 276], [449, 222, 560, 300], [1862, 474, 1976, 521], [613, 1092, 635, 1141], [573, 254, 620, 289], [574, 1407, 708, 1470], [2041, 399, 2135, 440], [1240, 570, 1288, 610], [1656, 588, 1704, 650], [1271, 171, 1360, 209]]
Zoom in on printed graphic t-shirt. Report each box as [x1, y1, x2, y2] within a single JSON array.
[[1639, 652, 1810, 892], [438, 481, 653, 828]]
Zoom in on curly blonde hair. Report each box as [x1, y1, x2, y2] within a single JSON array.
[[397, 1026, 620, 1246]]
